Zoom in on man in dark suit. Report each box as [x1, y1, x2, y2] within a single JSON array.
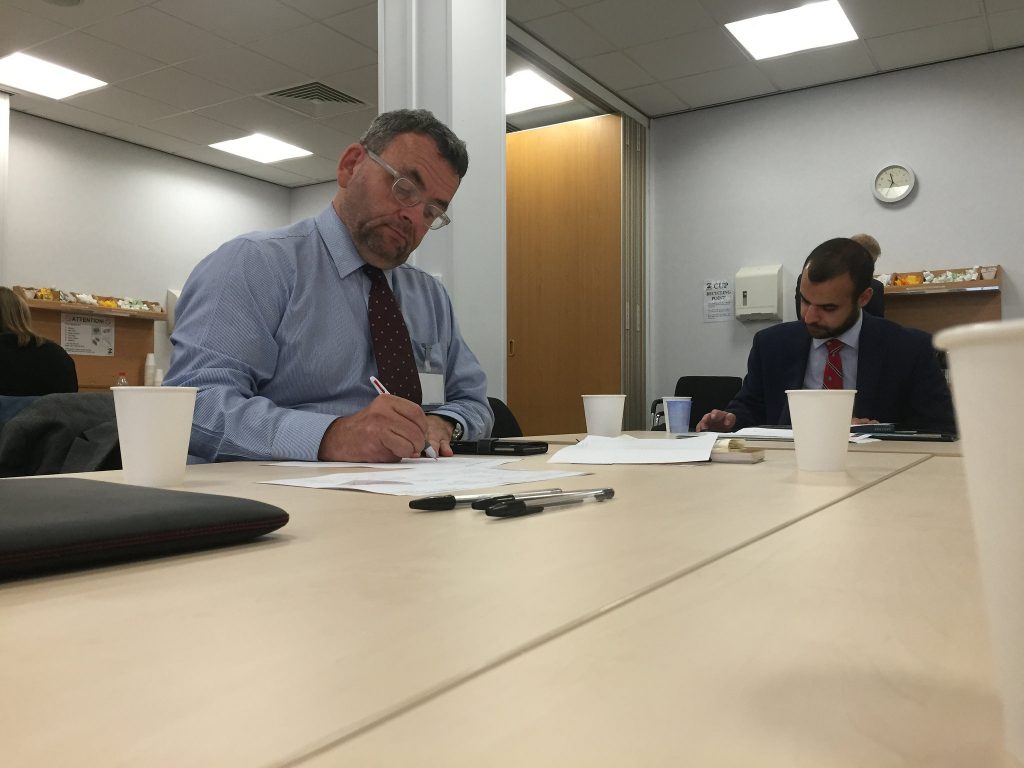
[[698, 238, 956, 434]]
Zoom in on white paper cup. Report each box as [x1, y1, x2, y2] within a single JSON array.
[[582, 394, 626, 437], [786, 389, 855, 472], [663, 396, 692, 434], [112, 386, 197, 487], [935, 319, 1024, 762]]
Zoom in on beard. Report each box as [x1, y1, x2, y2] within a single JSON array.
[[351, 217, 416, 268], [803, 305, 860, 339]]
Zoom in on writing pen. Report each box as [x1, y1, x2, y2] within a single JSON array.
[[409, 487, 564, 511], [369, 375, 438, 460], [485, 487, 615, 518]]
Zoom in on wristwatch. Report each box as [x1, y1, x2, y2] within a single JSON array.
[[438, 415, 464, 441]]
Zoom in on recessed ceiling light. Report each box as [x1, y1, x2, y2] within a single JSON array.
[[209, 133, 312, 163], [505, 70, 572, 115], [725, 0, 857, 60], [0, 52, 106, 99]]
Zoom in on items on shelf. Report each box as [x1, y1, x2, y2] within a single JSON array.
[[877, 265, 1000, 289], [14, 285, 164, 314]]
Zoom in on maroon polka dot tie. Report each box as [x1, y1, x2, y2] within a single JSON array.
[[364, 265, 422, 404], [823, 338, 844, 389]]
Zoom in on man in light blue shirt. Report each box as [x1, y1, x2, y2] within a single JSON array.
[[165, 109, 493, 462]]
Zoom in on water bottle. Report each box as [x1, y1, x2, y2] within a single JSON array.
[[115, 371, 129, 387]]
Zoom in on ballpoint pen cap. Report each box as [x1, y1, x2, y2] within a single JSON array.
[[408, 495, 456, 511]]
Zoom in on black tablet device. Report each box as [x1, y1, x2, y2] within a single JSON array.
[[450, 439, 549, 456]]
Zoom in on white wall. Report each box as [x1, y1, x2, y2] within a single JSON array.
[[290, 180, 335, 223], [648, 47, 1024, 404], [7, 112, 288, 301]]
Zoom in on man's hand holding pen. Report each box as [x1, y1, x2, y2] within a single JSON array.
[[318, 394, 442, 462]]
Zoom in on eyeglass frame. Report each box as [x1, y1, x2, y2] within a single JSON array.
[[363, 147, 452, 231]]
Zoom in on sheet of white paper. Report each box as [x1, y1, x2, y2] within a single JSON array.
[[547, 434, 719, 464], [734, 427, 873, 443], [262, 463, 587, 496], [267, 456, 517, 469]]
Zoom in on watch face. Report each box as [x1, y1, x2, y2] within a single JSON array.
[[873, 164, 915, 203]]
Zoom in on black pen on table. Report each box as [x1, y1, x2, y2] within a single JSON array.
[[409, 487, 564, 511], [370, 375, 438, 460], [485, 488, 615, 518]]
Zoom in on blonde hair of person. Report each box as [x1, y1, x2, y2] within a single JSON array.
[[0, 286, 43, 347], [850, 233, 881, 262]]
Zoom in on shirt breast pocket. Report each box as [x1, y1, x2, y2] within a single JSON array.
[[412, 337, 445, 406]]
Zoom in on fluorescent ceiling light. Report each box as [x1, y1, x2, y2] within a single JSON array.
[[726, 0, 857, 60], [209, 133, 312, 163], [0, 52, 106, 99], [505, 70, 572, 115]]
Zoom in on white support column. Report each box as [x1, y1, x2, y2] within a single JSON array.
[[378, 0, 507, 398], [0, 92, 9, 286]]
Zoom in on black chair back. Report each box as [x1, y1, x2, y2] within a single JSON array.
[[487, 397, 523, 438], [674, 376, 743, 431]]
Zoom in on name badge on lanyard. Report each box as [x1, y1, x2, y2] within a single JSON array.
[[419, 372, 445, 407]]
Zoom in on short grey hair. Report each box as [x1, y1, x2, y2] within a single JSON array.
[[360, 109, 469, 178]]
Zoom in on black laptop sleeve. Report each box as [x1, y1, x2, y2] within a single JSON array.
[[0, 477, 289, 580]]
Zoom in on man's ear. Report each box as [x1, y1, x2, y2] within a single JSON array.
[[857, 285, 873, 308], [336, 143, 364, 188]]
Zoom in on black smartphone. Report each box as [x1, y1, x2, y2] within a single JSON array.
[[450, 439, 549, 456]]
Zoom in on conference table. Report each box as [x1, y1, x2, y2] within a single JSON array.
[[0, 434, 1013, 766]]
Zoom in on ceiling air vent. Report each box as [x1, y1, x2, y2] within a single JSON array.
[[263, 82, 366, 119]]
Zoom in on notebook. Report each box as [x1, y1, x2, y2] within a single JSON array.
[[0, 477, 289, 580]]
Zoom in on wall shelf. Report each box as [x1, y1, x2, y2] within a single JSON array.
[[882, 266, 1002, 335]]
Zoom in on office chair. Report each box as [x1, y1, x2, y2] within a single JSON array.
[[651, 375, 743, 431], [487, 397, 524, 438]]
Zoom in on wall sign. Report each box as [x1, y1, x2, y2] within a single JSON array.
[[703, 279, 734, 323], [61, 313, 115, 356]]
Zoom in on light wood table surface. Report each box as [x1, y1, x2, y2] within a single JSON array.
[[0, 446, 974, 767], [310, 456, 1012, 767]]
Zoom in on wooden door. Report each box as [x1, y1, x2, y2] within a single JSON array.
[[506, 115, 622, 435]]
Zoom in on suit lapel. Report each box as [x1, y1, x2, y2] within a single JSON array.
[[780, 330, 811, 423], [855, 313, 882, 416]]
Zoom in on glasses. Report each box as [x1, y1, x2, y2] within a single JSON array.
[[364, 148, 451, 231]]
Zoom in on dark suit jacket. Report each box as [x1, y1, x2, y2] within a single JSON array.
[[726, 313, 956, 433]]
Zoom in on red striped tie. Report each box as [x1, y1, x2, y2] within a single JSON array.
[[823, 338, 844, 389], [364, 265, 422, 404]]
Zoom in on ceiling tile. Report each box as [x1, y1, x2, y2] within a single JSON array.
[[27, 30, 165, 83], [626, 27, 747, 80], [246, 22, 376, 78], [10, 92, 129, 136], [758, 41, 876, 90], [273, 153, 339, 180], [524, 11, 617, 60], [506, 0, 567, 23], [146, 110, 240, 144], [264, 120, 352, 159], [574, 0, 715, 49], [987, 0, 1024, 10], [866, 18, 989, 71], [573, 51, 655, 90], [844, 0, 984, 39], [618, 82, 687, 116], [990, 9, 1024, 48], [320, 106, 377, 138], [697, 0, 800, 25], [84, 6, 232, 65], [198, 96, 306, 134], [151, 0, 310, 45], [245, 163, 314, 186], [321, 64, 377, 105], [3, 0, 142, 29], [323, 4, 377, 51], [665, 64, 776, 108], [0, 5, 70, 58], [118, 67, 241, 111], [278, 0, 373, 20], [178, 46, 307, 94], [65, 84, 180, 124], [558, 0, 603, 7]]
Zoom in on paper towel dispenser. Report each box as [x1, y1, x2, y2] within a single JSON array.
[[735, 265, 782, 321]]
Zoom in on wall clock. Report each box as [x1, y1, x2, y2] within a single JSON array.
[[873, 164, 916, 203]]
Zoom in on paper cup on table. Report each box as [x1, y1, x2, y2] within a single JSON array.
[[582, 394, 626, 437], [786, 389, 855, 472], [935, 319, 1024, 763], [112, 386, 197, 487], [663, 396, 692, 434]]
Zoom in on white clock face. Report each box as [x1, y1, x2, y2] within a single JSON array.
[[874, 165, 915, 202]]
